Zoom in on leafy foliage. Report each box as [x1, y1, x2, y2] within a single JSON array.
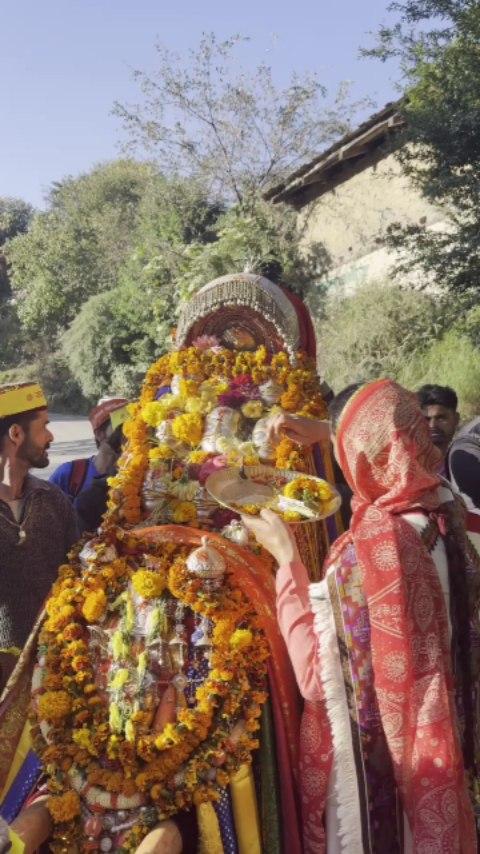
[[398, 331, 480, 418], [61, 283, 161, 399], [175, 199, 330, 302], [6, 161, 161, 337], [316, 281, 449, 389], [365, 0, 480, 292]]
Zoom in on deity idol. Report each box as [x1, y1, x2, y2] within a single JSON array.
[[0, 274, 341, 853]]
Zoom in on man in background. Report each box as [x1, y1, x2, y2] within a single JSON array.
[[49, 397, 127, 500], [74, 420, 125, 533], [417, 384, 459, 466]]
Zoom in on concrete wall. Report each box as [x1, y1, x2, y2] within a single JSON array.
[[297, 149, 444, 293]]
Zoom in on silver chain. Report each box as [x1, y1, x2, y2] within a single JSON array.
[[0, 500, 33, 546]]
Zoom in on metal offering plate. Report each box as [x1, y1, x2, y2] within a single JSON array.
[[205, 464, 341, 523]]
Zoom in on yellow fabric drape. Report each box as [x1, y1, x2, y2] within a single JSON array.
[[0, 719, 32, 803], [9, 828, 25, 853], [197, 801, 224, 854], [230, 764, 262, 854]]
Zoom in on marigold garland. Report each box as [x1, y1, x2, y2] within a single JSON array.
[[32, 533, 269, 853], [104, 346, 327, 529], [32, 343, 330, 852]]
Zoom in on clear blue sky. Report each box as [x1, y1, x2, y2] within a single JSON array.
[[1, 0, 400, 208]]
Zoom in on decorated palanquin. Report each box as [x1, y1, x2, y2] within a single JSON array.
[[0, 274, 341, 853]]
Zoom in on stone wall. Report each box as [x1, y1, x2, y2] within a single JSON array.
[[297, 148, 445, 294]]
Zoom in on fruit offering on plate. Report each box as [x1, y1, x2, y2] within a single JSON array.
[[205, 465, 341, 523], [276, 475, 338, 521]]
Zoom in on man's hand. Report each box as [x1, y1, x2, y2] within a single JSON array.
[[11, 800, 53, 854], [134, 819, 182, 853], [241, 509, 301, 566], [267, 413, 330, 447]]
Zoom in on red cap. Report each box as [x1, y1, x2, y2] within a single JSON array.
[[89, 398, 128, 433]]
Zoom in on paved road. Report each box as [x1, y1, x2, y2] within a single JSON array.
[[38, 413, 96, 480]]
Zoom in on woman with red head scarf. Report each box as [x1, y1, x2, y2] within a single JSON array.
[[244, 379, 480, 853]]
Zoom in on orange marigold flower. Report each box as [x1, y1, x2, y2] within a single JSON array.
[[38, 691, 71, 722], [47, 789, 81, 823]]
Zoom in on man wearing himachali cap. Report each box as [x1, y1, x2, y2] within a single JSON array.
[[49, 397, 128, 501], [0, 383, 78, 689]]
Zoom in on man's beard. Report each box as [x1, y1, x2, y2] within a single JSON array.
[[19, 441, 50, 469]]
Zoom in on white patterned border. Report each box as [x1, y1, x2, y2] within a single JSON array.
[[310, 576, 364, 854]]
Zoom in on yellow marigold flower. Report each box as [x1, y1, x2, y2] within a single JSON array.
[[254, 345, 268, 366], [47, 790, 81, 823], [179, 378, 199, 397], [201, 378, 229, 396], [187, 449, 209, 465], [154, 722, 181, 750], [271, 352, 289, 369], [280, 387, 303, 412], [284, 476, 333, 501], [282, 510, 303, 523], [239, 504, 261, 516], [171, 413, 203, 446], [72, 728, 97, 756], [184, 396, 206, 415], [149, 444, 175, 464], [38, 690, 72, 722], [241, 400, 263, 419], [230, 628, 253, 650], [210, 668, 233, 682], [44, 605, 76, 633], [141, 396, 181, 427], [172, 501, 197, 524], [141, 401, 165, 427], [71, 655, 90, 673], [107, 734, 120, 759], [212, 618, 235, 644], [131, 568, 166, 600], [82, 589, 107, 623]]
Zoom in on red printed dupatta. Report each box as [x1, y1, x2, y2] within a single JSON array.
[[328, 379, 476, 852]]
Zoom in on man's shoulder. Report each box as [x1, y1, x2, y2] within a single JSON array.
[[28, 475, 74, 509]]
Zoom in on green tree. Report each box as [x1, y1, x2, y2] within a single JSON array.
[[61, 282, 161, 399], [6, 162, 219, 342], [365, 0, 480, 294], [6, 161, 159, 338], [115, 33, 359, 204], [174, 199, 330, 302], [62, 198, 330, 400], [0, 197, 33, 369]]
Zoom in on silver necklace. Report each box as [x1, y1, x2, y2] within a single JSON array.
[[0, 504, 32, 546]]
